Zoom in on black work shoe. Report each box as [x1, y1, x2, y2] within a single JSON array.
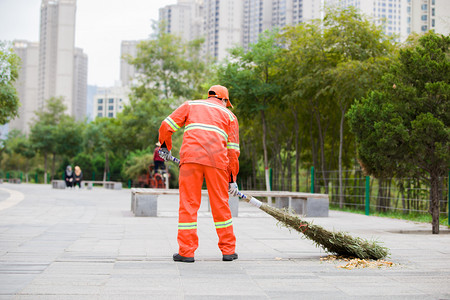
[[173, 253, 194, 263], [222, 253, 238, 261]]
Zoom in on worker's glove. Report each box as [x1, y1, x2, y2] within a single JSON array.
[[158, 148, 171, 161], [228, 182, 239, 197]]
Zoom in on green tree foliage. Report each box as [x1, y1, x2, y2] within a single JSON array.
[[128, 22, 210, 100], [83, 117, 121, 181], [218, 30, 283, 192], [321, 6, 395, 206], [122, 148, 153, 181], [121, 22, 211, 153], [347, 32, 450, 233], [29, 97, 83, 181], [0, 41, 21, 124]]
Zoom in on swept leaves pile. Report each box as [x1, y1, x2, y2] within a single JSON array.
[[321, 255, 395, 269]]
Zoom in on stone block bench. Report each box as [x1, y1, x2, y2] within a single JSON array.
[[130, 188, 328, 218], [7, 178, 21, 184], [244, 190, 329, 217], [131, 188, 239, 217], [52, 180, 122, 190]]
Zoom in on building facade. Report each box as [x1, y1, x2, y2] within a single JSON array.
[[120, 40, 141, 87], [9, 41, 40, 134], [159, 0, 204, 42], [324, 0, 450, 41], [72, 47, 88, 121], [38, 0, 78, 114], [409, 0, 450, 37], [93, 85, 130, 119]]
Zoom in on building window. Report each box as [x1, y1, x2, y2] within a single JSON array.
[[97, 112, 103, 117], [98, 99, 103, 104], [421, 25, 427, 31], [108, 105, 114, 110], [98, 106, 102, 111], [432, 8, 435, 16], [421, 4, 427, 10], [108, 112, 114, 118], [108, 98, 114, 103], [432, 19, 435, 27], [421, 15, 427, 21]]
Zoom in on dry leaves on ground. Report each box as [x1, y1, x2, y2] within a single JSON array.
[[320, 255, 396, 270]]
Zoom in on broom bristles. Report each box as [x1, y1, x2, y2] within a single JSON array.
[[259, 203, 389, 260]]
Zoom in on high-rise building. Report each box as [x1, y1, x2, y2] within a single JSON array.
[[9, 41, 39, 134], [93, 85, 130, 119], [73, 47, 88, 121], [120, 40, 141, 87], [202, 0, 244, 61], [159, 0, 204, 42], [38, 0, 77, 114], [243, 0, 322, 49], [324, 0, 450, 41], [409, 0, 449, 38], [243, 0, 273, 49]]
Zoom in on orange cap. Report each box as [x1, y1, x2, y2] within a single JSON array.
[[208, 85, 233, 108]]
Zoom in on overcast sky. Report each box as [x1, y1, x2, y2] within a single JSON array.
[[0, 0, 177, 87]]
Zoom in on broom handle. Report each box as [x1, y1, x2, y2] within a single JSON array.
[[161, 151, 263, 208]]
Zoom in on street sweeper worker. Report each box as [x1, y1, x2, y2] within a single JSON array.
[[158, 85, 240, 263]]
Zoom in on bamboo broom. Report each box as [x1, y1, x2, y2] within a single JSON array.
[[164, 154, 389, 260]]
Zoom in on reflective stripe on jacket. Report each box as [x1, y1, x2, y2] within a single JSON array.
[[159, 97, 240, 181]]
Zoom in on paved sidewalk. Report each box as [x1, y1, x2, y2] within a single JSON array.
[[0, 183, 449, 300]]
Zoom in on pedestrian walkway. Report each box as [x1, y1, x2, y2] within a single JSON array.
[[0, 183, 449, 299]]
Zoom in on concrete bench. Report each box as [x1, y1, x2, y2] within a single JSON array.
[[131, 188, 239, 217], [52, 180, 66, 189], [105, 181, 122, 190], [242, 190, 329, 217], [8, 178, 21, 184], [52, 180, 122, 190]]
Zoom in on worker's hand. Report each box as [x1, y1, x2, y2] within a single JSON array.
[[159, 148, 171, 161], [228, 182, 239, 197]]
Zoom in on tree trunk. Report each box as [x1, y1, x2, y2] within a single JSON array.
[[260, 110, 271, 194], [290, 109, 301, 192], [339, 109, 345, 208], [44, 153, 48, 184], [103, 152, 110, 182], [430, 172, 442, 234], [314, 109, 328, 194], [51, 153, 56, 180]]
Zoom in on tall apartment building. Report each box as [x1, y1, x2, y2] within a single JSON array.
[[9, 0, 87, 134], [73, 47, 88, 120], [202, 0, 244, 60], [409, 0, 450, 37], [9, 41, 40, 134], [324, 0, 449, 41], [243, 0, 322, 49], [159, 0, 325, 58], [243, 0, 274, 48], [159, 0, 204, 42], [120, 40, 141, 87], [93, 85, 130, 119], [38, 0, 79, 115]]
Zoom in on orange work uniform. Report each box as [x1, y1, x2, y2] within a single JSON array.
[[159, 97, 240, 257]]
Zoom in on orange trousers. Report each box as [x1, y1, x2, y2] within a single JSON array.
[[177, 163, 236, 257]]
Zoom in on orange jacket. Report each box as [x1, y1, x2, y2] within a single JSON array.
[[159, 97, 240, 182]]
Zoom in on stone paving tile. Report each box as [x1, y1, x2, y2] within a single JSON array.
[[0, 184, 450, 299]]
